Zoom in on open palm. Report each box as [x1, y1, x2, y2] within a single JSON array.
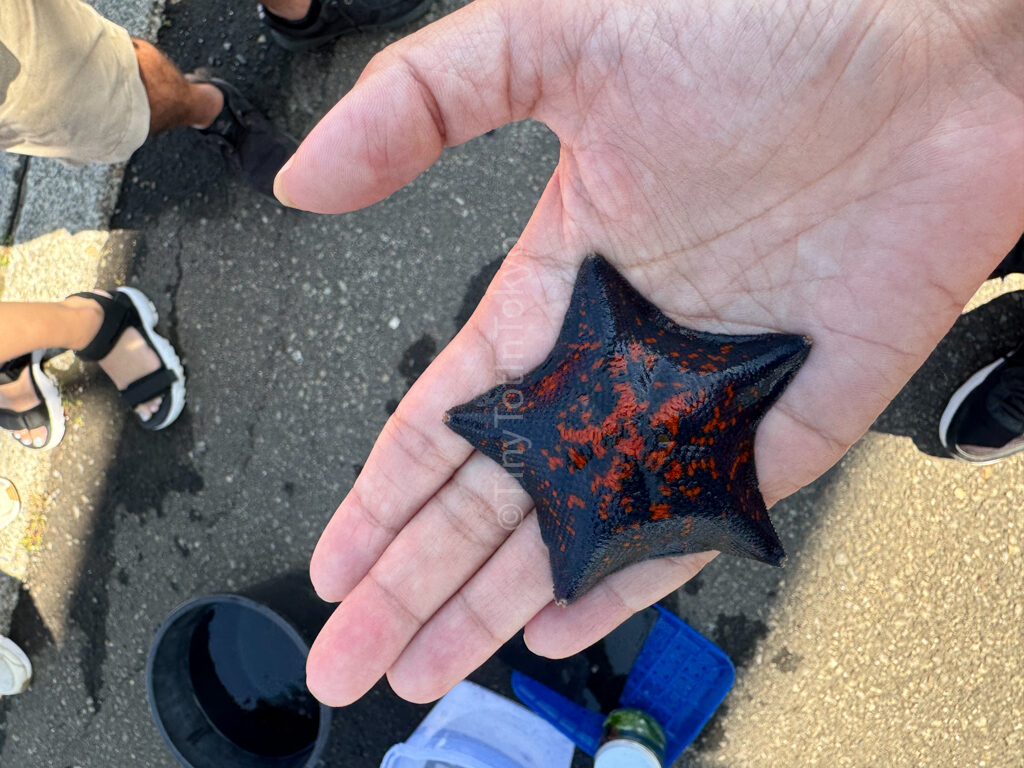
[[276, 0, 1024, 706]]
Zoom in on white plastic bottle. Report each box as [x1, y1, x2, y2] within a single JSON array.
[[593, 708, 666, 768]]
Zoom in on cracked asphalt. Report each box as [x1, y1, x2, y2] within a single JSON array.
[[0, 1, 1021, 766]]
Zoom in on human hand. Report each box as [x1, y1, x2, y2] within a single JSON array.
[[275, 0, 1024, 706]]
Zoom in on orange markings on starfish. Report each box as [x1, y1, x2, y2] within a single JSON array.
[[557, 422, 608, 457], [536, 360, 572, 399], [723, 383, 735, 406], [593, 456, 633, 494], [650, 504, 672, 521], [649, 390, 703, 436], [729, 448, 751, 480], [665, 460, 684, 482], [616, 434, 645, 459], [567, 494, 585, 510], [643, 442, 675, 472], [567, 447, 587, 469], [701, 405, 729, 434]]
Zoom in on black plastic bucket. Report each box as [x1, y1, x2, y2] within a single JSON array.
[[146, 593, 331, 768]]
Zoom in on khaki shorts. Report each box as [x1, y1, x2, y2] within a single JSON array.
[[0, 0, 150, 164]]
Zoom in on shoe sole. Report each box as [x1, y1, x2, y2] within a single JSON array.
[[0, 634, 32, 695], [116, 288, 187, 431], [26, 349, 65, 451], [267, 0, 434, 52], [937, 355, 1006, 464]]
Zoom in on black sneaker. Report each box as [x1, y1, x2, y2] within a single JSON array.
[[259, 0, 434, 52], [189, 75, 299, 200], [988, 232, 1024, 280], [939, 342, 1024, 463]]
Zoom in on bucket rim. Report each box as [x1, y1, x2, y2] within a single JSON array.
[[145, 592, 331, 768]]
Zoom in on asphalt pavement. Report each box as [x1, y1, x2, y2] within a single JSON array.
[[0, 1, 1021, 766]]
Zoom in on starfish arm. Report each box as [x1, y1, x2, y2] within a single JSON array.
[[447, 256, 810, 604]]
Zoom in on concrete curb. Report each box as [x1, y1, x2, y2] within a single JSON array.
[[2, 0, 165, 245], [0, 0, 164, 636]]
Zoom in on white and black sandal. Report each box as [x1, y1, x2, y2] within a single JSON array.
[[74, 288, 186, 431], [0, 349, 66, 450]]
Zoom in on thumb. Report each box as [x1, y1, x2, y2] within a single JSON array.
[[275, 0, 544, 213]]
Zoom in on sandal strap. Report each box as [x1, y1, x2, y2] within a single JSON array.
[[73, 292, 136, 362], [137, 386, 174, 431], [0, 354, 31, 385], [0, 403, 49, 432], [121, 368, 178, 409]]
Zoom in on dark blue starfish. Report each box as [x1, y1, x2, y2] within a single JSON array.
[[444, 255, 811, 604]]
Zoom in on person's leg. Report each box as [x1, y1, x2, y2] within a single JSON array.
[[0, 296, 170, 446], [0, 301, 101, 363], [131, 39, 223, 134], [261, 0, 311, 21], [0, 0, 294, 197], [130, 35, 298, 198]]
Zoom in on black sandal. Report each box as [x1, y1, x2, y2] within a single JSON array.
[[0, 350, 65, 450], [75, 288, 186, 431]]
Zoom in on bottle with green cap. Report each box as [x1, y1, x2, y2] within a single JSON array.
[[594, 708, 667, 768]]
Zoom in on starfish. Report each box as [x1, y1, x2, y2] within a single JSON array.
[[444, 255, 811, 604]]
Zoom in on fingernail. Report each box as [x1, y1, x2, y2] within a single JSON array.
[[274, 157, 296, 208], [33, 436, 44, 447]]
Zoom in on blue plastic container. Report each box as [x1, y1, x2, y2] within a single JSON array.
[[511, 604, 733, 765], [380, 681, 575, 768]]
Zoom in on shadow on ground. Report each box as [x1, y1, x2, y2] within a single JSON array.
[[874, 289, 1024, 457]]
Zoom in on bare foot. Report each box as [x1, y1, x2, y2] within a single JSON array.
[[67, 292, 165, 421], [0, 366, 49, 447]]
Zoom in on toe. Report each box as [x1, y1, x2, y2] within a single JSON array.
[[135, 396, 163, 422], [14, 426, 48, 447]]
